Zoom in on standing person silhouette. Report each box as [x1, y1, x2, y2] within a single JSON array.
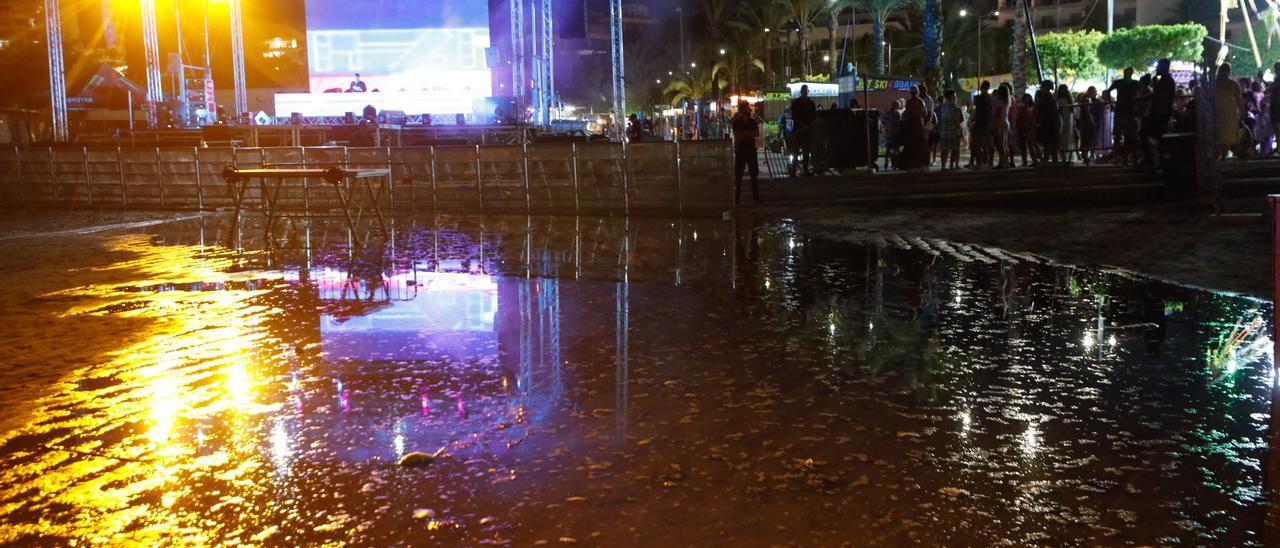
[[731, 101, 763, 204], [790, 85, 818, 176], [1034, 80, 1061, 163], [1105, 67, 1139, 164]]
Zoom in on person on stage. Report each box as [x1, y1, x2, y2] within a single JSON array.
[[348, 73, 368, 93]]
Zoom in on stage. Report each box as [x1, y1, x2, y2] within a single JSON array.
[[274, 92, 489, 121]]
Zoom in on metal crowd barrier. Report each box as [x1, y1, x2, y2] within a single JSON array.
[[0, 141, 734, 215]]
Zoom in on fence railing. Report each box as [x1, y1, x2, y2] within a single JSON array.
[[0, 141, 734, 215]]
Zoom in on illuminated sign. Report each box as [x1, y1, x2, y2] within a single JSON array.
[[786, 82, 839, 97]]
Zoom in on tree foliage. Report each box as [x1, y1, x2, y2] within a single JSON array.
[[863, 0, 910, 74], [1223, 17, 1280, 76], [1096, 24, 1206, 70], [664, 66, 726, 106], [1034, 30, 1105, 84]]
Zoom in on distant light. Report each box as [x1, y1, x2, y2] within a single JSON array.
[[959, 9, 968, 16], [719, 48, 726, 55], [764, 27, 770, 32], [656, 79, 661, 84], [823, 55, 830, 62], [691, 62, 697, 68], [668, 70, 673, 75], [993, 10, 1000, 16]]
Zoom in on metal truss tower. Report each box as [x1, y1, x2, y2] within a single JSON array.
[[140, 0, 164, 127], [229, 0, 248, 118], [43, 0, 68, 140], [609, 0, 625, 140], [535, 0, 554, 125], [510, 0, 526, 116], [530, 0, 543, 125]]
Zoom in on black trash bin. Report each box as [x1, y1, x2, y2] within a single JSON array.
[[1160, 132, 1197, 200]]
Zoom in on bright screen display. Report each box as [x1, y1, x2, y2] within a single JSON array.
[[304, 0, 491, 97]]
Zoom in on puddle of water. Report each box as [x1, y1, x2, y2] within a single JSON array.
[[0, 214, 1273, 545]]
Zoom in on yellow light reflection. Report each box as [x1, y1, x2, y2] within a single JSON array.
[[148, 372, 183, 448], [0, 235, 283, 544], [226, 358, 254, 412]]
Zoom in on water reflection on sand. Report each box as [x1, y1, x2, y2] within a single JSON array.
[[0, 213, 1272, 545]]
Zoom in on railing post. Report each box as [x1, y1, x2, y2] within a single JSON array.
[[385, 146, 394, 213], [82, 146, 92, 205], [522, 142, 532, 213], [155, 147, 165, 207], [13, 145, 23, 204], [621, 140, 630, 215], [429, 146, 438, 212], [475, 144, 484, 212], [571, 142, 580, 215], [193, 146, 204, 211], [117, 146, 127, 206], [48, 147, 57, 202], [675, 140, 683, 215], [300, 146, 310, 211]]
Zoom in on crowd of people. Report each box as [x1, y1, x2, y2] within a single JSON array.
[[878, 60, 1280, 172]]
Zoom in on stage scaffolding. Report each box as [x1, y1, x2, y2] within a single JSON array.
[[140, 0, 164, 128], [43, 0, 67, 141], [229, 0, 248, 118], [609, 0, 626, 141], [510, 0, 526, 115], [518, 0, 555, 128]]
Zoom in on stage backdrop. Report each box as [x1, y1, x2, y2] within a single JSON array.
[[304, 0, 492, 98]]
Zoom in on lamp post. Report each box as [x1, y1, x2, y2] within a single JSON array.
[[959, 9, 999, 79]]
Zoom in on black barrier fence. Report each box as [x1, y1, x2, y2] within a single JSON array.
[[0, 142, 736, 215]]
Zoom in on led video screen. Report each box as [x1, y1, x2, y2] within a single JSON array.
[[304, 0, 491, 97]]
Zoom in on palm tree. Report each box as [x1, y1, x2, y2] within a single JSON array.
[[827, 0, 856, 75], [664, 65, 725, 106], [698, 0, 744, 49], [918, 0, 942, 81], [862, 0, 909, 74], [713, 33, 766, 94], [740, 0, 790, 87], [824, 0, 855, 74], [1011, 0, 1028, 96], [777, 0, 827, 77]]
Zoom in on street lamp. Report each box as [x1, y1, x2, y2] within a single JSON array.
[[719, 48, 726, 56], [882, 41, 892, 75], [960, 9, 999, 79]]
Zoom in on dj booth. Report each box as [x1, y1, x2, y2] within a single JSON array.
[[275, 92, 509, 126]]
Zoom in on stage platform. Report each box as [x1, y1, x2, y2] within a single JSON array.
[[82, 124, 536, 148]]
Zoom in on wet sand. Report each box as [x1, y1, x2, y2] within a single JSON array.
[[0, 212, 1270, 545], [784, 203, 1273, 298]]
